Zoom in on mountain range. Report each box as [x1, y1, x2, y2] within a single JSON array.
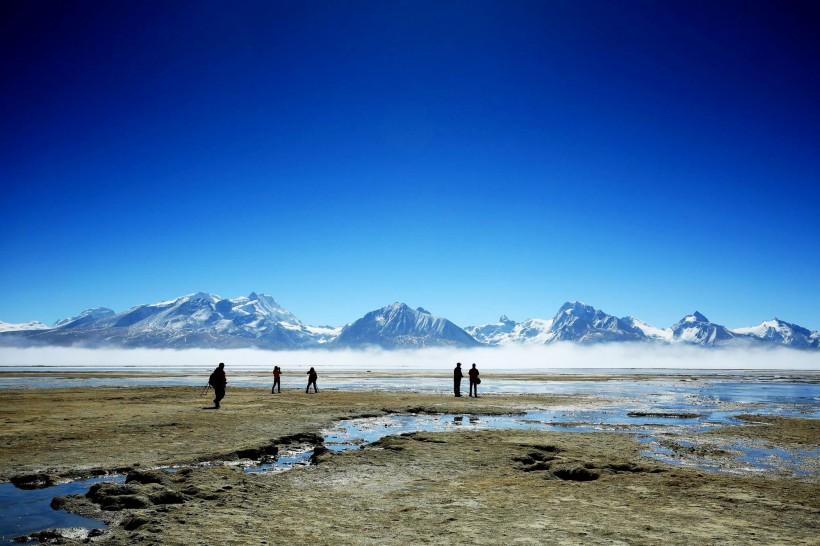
[[1, 293, 818, 350]]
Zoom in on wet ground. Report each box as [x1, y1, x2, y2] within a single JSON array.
[[0, 371, 818, 544]]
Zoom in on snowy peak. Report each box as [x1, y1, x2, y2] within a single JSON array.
[[335, 303, 478, 348], [683, 311, 710, 323], [625, 317, 673, 342], [0, 320, 50, 333], [732, 318, 815, 349], [5, 292, 336, 349], [549, 301, 645, 343], [671, 312, 735, 345], [54, 307, 116, 329], [465, 316, 553, 346]]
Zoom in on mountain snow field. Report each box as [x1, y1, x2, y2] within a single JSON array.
[[0, 292, 818, 351]]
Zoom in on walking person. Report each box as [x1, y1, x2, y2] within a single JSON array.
[[306, 366, 318, 393], [209, 362, 227, 409], [271, 365, 281, 394], [468, 363, 480, 397], [453, 362, 463, 397]]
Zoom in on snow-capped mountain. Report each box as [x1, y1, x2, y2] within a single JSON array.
[[670, 312, 737, 346], [1, 294, 818, 350], [732, 318, 817, 349], [334, 303, 479, 348], [465, 315, 553, 345], [625, 317, 673, 342], [1, 292, 339, 349], [548, 301, 645, 343], [466, 303, 652, 345], [53, 307, 116, 329], [0, 320, 50, 333]]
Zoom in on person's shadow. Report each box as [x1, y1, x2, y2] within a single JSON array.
[[202, 406, 218, 410]]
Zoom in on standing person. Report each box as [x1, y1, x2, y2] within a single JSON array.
[[271, 365, 281, 394], [453, 362, 463, 397], [209, 363, 227, 409], [468, 363, 480, 398], [306, 366, 318, 393]]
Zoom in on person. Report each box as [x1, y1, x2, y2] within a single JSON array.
[[306, 366, 318, 393], [453, 362, 463, 397], [271, 365, 281, 394], [209, 362, 227, 409], [468, 363, 480, 397]]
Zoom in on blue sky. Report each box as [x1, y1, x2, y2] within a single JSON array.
[[1, 0, 819, 329]]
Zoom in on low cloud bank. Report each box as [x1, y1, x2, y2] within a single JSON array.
[[0, 344, 818, 371]]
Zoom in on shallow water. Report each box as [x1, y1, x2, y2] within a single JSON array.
[[319, 406, 820, 474], [0, 476, 123, 545]]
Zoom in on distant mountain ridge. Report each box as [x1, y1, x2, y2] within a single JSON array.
[[1, 292, 339, 349], [466, 304, 819, 350], [334, 302, 479, 348], [1, 293, 818, 350]]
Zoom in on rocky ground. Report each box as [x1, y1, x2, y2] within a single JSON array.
[[1, 386, 819, 544]]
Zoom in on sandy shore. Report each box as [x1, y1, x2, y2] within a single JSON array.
[[1, 386, 818, 544]]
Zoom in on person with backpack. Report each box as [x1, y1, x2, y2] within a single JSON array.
[[468, 363, 480, 397], [271, 365, 281, 394], [306, 366, 318, 393], [209, 363, 227, 409]]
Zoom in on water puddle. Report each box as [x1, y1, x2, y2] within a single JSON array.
[[0, 476, 123, 545], [318, 406, 819, 477]]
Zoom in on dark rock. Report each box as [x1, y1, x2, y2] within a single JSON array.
[[527, 451, 556, 462], [606, 462, 647, 473], [234, 447, 263, 459], [50, 496, 68, 509], [276, 432, 324, 445], [148, 489, 185, 505], [518, 444, 561, 453], [126, 470, 170, 485], [122, 515, 149, 530], [403, 433, 446, 443], [310, 446, 330, 464], [522, 461, 552, 472], [552, 465, 600, 481], [87, 483, 150, 510], [10, 472, 56, 489], [513, 455, 536, 465], [103, 494, 151, 510], [14, 529, 61, 542], [627, 411, 700, 419]]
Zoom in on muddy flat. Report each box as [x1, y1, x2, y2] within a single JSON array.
[[0, 387, 576, 480], [1, 386, 818, 545], [91, 430, 819, 545]]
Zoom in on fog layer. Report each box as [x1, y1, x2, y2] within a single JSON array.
[[1, 344, 818, 371]]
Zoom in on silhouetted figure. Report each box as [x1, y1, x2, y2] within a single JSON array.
[[468, 363, 480, 397], [306, 366, 318, 393], [209, 363, 227, 409], [272, 366, 281, 394], [453, 362, 463, 397]]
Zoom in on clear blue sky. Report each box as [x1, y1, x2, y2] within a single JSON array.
[[1, 0, 819, 329]]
